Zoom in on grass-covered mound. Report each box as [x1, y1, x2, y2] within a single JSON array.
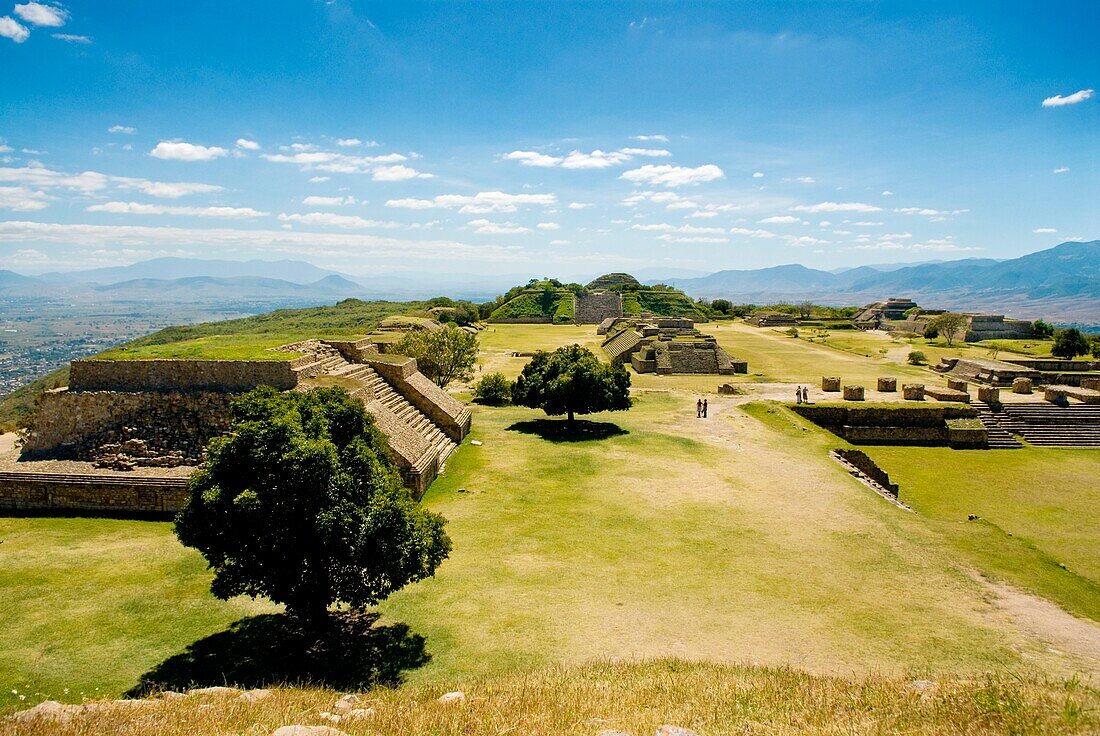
[[8, 660, 1097, 735], [488, 289, 575, 323], [620, 289, 708, 321], [488, 275, 707, 323]]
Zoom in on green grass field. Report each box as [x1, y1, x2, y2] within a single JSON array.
[[2, 318, 1097, 720]]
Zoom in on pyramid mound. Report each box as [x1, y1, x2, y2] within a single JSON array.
[[587, 272, 640, 290]]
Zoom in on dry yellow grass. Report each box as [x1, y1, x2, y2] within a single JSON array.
[[4, 660, 1097, 736]]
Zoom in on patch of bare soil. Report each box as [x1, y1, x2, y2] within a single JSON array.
[[978, 574, 1100, 677]]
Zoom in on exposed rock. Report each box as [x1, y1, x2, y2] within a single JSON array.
[[240, 688, 273, 702], [331, 693, 360, 713], [657, 727, 700, 736], [190, 685, 240, 695], [438, 690, 466, 704], [272, 726, 349, 736], [344, 708, 375, 720], [12, 700, 85, 723], [160, 691, 187, 700]]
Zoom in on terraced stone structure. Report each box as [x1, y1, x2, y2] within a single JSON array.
[[574, 290, 623, 324], [746, 311, 799, 327], [12, 338, 471, 513], [601, 317, 747, 375]]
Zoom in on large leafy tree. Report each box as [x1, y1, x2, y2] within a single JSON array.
[[511, 344, 631, 423], [393, 325, 478, 387], [1052, 328, 1091, 359], [176, 386, 451, 625]]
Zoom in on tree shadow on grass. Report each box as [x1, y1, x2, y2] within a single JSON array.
[[505, 418, 628, 443], [126, 611, 428, 696]]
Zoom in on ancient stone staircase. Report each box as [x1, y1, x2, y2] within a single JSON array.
[[994, 404, 1100, 448], [971, 402, 1023, 449], [292, 346, 460, 494]]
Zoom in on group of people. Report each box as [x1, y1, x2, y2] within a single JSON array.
[[795, 386, 812, 404], [695, 398, 708, 418]]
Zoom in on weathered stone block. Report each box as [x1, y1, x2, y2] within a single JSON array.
[[1012, 377, 1033, 394], [977, 386, 1001, 406], [822, 376, 841, 392], [947, 378, 969, 392], [877, 377, 897, 392], [903, 384, 925, 400], [843, 385, 865, 401], [1081, 378, 1100, 391]]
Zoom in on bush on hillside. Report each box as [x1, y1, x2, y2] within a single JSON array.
[[175, 386, 451, 625], [474, 372, 512, 405], [908, 350, 928, 365], [1052, 328, 1091, 359]]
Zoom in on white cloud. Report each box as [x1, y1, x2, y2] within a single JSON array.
[[504, 147, 670, 170], [150, 141, 229, 162], [336, 138, 363, 147], [850, 221, 884, 226], [893, 207, 968, 217], [0, 163, 223, 199], [0, 220, 527, 263], [0, 185, 50, 211], [759, 215, 802, 224], [631, 135, 669, 142], [371, 164, 432, 181], [14, 2, 66, 27], [620, 164, 724, 187], [657, 235, 729, 243], [882, 190, 893, 196], [468, 218, 531, 234], [686, 210, 718, 219], [86, 201, 267, 218], [51, 32, 89, 43], [729, 227, 777, 239], [0, 16, 30, 42], [786, 235, 830, 246], [503, 150, 562, 167], [549, 239, 570, 245], [277, 212, 398, 229], [302, 195, 356, 207], [794, 176, 815, 184], [386, 191, 557, 214], [568, 202, 592, 209], [881, 232, 912, 239], [791, 201, 882, 213], [235, 138, 260, 150], [752, 171, 764, 178], [536, 222, 560, 230], [1033, 227, 1057, 234], [631, 223, 725, 234], [1052, 166, 1069, 174], [1042, 89, 1094, 107], [108, 125, 136, 134]]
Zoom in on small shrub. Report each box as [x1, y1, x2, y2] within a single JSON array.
[[908, 350, 927, 365], [474, 372, 512, 405], [786, 327, 799, 338]]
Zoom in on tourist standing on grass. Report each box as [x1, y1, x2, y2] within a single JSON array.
[[796, 386, 803, 404], [703, 399, 708, 418], [802, 386, 809, 404], [696, 398, 702, 418]]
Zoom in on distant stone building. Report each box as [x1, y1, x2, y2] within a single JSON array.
[[600, 317, 747, 375], [746, 311, 799, 327], [574, 290, 624, 324], [962, 314, 1034, 341], [853, 298, 919, 328]]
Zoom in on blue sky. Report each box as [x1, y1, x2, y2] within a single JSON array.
[[1, 1, 1096, 278]]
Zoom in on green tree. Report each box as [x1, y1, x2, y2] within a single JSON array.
[[796, 301, 814, 319], [931, 313, 968, 346], [1032, 319, 1055, 339], [392, 325, 479, 387], [711, 298, 733, 315], [511, 344, 631, 423], [1052, 328, 1090, 359], [175, 386, 450, 625], [473, 372, 511, 405]]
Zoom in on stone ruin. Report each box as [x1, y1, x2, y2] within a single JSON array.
[[14, 337, 472, 508], [853, 297, 918, 328], [574, 291, 624, 324], [746, 311, 799, 327], [601, 317, 747, 375]]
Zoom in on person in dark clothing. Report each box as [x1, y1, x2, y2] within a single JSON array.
[[702, 398, 708, 418], [696, 398, 702, 418]]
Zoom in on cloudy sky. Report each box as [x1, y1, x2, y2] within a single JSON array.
[[1, 1, 1096, 278]]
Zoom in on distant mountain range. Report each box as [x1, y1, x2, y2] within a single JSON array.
[[2, 242, 1097, 324], [663, 240, 1100, 325]]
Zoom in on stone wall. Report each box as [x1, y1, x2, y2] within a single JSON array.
[[0, 472, 188, 518], [833, 449, 899, 495], [793, 404, 978, 446], [574, 291, 623, 324], [22, 389, 234, 457], [70, 359, 298, 392]]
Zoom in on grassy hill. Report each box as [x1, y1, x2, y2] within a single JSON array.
[[488, 275, 707, 323]]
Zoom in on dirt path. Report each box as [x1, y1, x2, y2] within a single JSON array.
[[978, 574, 1100, 677]]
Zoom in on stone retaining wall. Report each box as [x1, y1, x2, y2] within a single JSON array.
[[574, 291, 623, 324], [833, 449, 899, 495], [0, 472, 188, 518], [70, 359, 297, 392], [367, 357, 472, 442], [22, 389, 234, 457]]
